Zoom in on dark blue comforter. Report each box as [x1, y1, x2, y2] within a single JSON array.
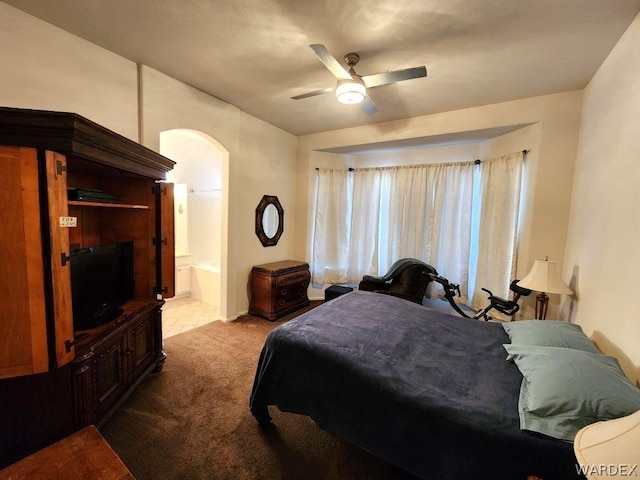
[[250, 291, 579, 480]]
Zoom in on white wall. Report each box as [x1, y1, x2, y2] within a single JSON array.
[[563, 12, 640, 384], [237, 112, 298, 272], [296, 93, 582, 317], [0, 2, 139, 140], [172, 183, 190, 256]]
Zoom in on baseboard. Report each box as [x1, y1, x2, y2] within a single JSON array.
[[222, 309, 246, 322]]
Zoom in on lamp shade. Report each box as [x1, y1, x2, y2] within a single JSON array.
[[517, 259, 573, 295], [335, 78, 366, 104], [574, 410, 640, 479]]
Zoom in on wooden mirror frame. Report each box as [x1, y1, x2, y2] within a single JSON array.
[[255, 195, 284, 247]]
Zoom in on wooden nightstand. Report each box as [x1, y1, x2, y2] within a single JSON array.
[[249, 260, 310, 320]]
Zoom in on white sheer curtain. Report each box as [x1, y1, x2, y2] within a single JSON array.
[[313, 162, 474, 298], [312, 152, 523, 306], [311, 169, 352, 285], [471, 151, 524, 310], [376, 163, 474, 300], [346, 168, 382, 279], [428, 163, 474, 301], [379, 166, 429, 267]]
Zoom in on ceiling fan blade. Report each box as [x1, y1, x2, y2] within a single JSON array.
[[291, 86, 334, 100], [362, 66, 427, 89], [361, 96, 377, 115], [309, 44, 353, 80]]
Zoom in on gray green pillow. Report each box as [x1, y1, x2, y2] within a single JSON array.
[[502, 320, 599, 354], [504, 344, 640, 442]]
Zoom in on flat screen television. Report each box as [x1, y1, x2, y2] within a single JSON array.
[[70, 241, 135, 330]]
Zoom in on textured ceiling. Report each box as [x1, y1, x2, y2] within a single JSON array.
[[4, 0, 640, 136]]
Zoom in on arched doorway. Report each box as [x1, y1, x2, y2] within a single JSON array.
[[159, 129, 230, 334]]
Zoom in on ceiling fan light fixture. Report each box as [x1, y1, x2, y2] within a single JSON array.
[[335, 79, 366, 104], [295, 45, 426, 115]]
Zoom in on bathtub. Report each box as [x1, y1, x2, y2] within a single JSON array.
[[191, 263, 221, 306]]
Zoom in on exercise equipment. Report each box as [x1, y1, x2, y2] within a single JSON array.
[[428, 274, 532, 321]]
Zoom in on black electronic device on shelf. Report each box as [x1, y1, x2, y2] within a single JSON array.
[[68, 187, 121, 203], [69, 241, 135, 330]]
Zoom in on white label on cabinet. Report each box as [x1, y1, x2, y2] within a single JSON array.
[[59, 216, 77, 228]]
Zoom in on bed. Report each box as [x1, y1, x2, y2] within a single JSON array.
[[249, 290, 580, 480]]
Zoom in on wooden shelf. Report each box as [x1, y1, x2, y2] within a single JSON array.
[[68, 200, 149, 209], [73, 298, 162, 351]]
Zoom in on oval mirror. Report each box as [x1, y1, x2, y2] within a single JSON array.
[[262, 204, 279, 239], [255, 195, 284, 247]]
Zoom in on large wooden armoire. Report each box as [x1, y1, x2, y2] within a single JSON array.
[[0, 107, 175, 467]]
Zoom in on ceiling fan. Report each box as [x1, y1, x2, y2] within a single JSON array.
[[291, 44, 427, 115]]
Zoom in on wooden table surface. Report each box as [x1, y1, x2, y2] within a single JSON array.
[[0, 425, 135, 480]]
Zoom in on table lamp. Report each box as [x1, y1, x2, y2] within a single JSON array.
[[574, 410, 640, 479], [516, 257, 572, 319]]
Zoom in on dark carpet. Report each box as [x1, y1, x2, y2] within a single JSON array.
[[102, 302, 417, 480]]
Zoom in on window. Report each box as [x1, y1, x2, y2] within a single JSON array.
[[312, 151, 525, 306]]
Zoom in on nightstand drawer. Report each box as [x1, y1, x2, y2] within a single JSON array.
[[276, 290, 309, 310], [276, 270, 310, 288]]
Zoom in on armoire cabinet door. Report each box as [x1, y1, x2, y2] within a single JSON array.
[[91, 333, 127, 419], [127, 314, 155, 381], [44, 151, 75, 368], [157, 182, 175, 299], [0, 146, 49, 379]]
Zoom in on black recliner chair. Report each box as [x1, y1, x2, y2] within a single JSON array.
[[358, 258, 437, 304]]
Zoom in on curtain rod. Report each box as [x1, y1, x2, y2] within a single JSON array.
[[317, 150, 530, 169], [315, 167, 354, 171], [474, 149, 529, 165]]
